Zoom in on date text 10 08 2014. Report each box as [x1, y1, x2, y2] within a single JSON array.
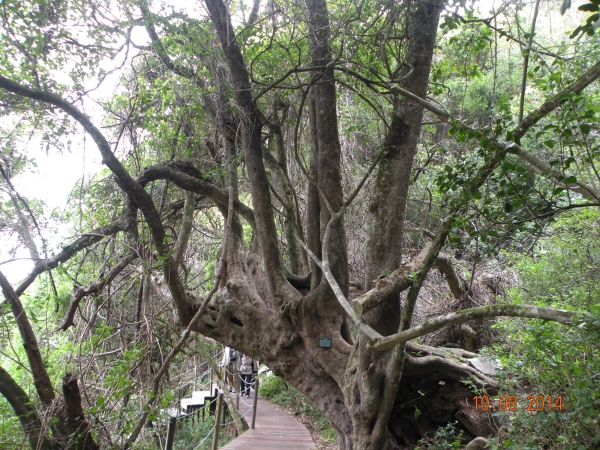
[[472, 395, 564, 411]]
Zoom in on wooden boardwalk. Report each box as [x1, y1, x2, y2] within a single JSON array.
[[219, 389, 316, 449]]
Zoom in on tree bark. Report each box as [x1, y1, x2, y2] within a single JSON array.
[[305, 0, 349, 294], [62, 374, 100, 450], [365, 0, 445, 294]]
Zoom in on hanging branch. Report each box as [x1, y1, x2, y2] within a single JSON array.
[[57, 251, 137, 331], [504, 141, 600, 201], [297, 228, 382, 340], [13, 220, 124, 296], [173, 190, 196, 265]]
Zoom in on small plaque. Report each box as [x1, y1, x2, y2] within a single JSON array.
[[319, 337, 332, 348]]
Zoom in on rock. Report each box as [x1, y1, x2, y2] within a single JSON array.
[[468, 357, 501, 376], [465, 437, 491, 449]]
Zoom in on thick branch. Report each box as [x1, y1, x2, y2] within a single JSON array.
[[352, 267, 413, 318], [247, 0, 261, 26], [0, 365, 51, 450], [404, 353, 498, 390], [370, 304, 585, 351], [205, 0, 283, 298], [138, 164, 256, 230], [0, 75, 193, 323], [62, 374, 99, 450], [0, 271, 55, 405], [405, 226, 435, 239], [389, 85, 449, 121], [264, 150, 307, 274], [435, 252, 468, 300], [352, 222, 450, 319], [173, 190, 195, 263]]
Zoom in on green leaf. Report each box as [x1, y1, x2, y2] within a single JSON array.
[[579, 3, 599, 11], [549, 72, 562, 82], [414, 406, 421, 418], [564, 156, 576, 168]]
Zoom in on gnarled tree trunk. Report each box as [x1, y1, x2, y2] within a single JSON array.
[[197, 0, 496, 449]]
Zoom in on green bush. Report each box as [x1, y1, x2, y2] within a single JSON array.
[[259, 374, 288, 399]]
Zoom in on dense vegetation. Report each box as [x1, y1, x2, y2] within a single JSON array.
[[0, 0, 599, 448]]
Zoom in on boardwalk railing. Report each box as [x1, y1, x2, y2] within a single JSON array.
[[163, 367, 260, 450]]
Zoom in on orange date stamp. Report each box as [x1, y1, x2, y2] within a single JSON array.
[[472, 395, 564, 412]]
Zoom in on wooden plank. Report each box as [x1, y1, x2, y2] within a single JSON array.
[[219, 388, 316, 450]]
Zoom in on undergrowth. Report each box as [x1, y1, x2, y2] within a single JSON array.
[[486, 211, 600, 449]]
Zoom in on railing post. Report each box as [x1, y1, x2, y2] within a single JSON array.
[[211, 393, 223, 450], [164, 416, 177, 450], [251, 378, 259, 430], [193, 356, 197, 391]]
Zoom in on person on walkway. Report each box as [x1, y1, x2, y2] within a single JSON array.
[[238, 353, 258, 398], [220, 347, 239, 392]]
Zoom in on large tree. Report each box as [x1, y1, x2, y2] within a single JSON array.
[[1, 0, 599, 448]]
